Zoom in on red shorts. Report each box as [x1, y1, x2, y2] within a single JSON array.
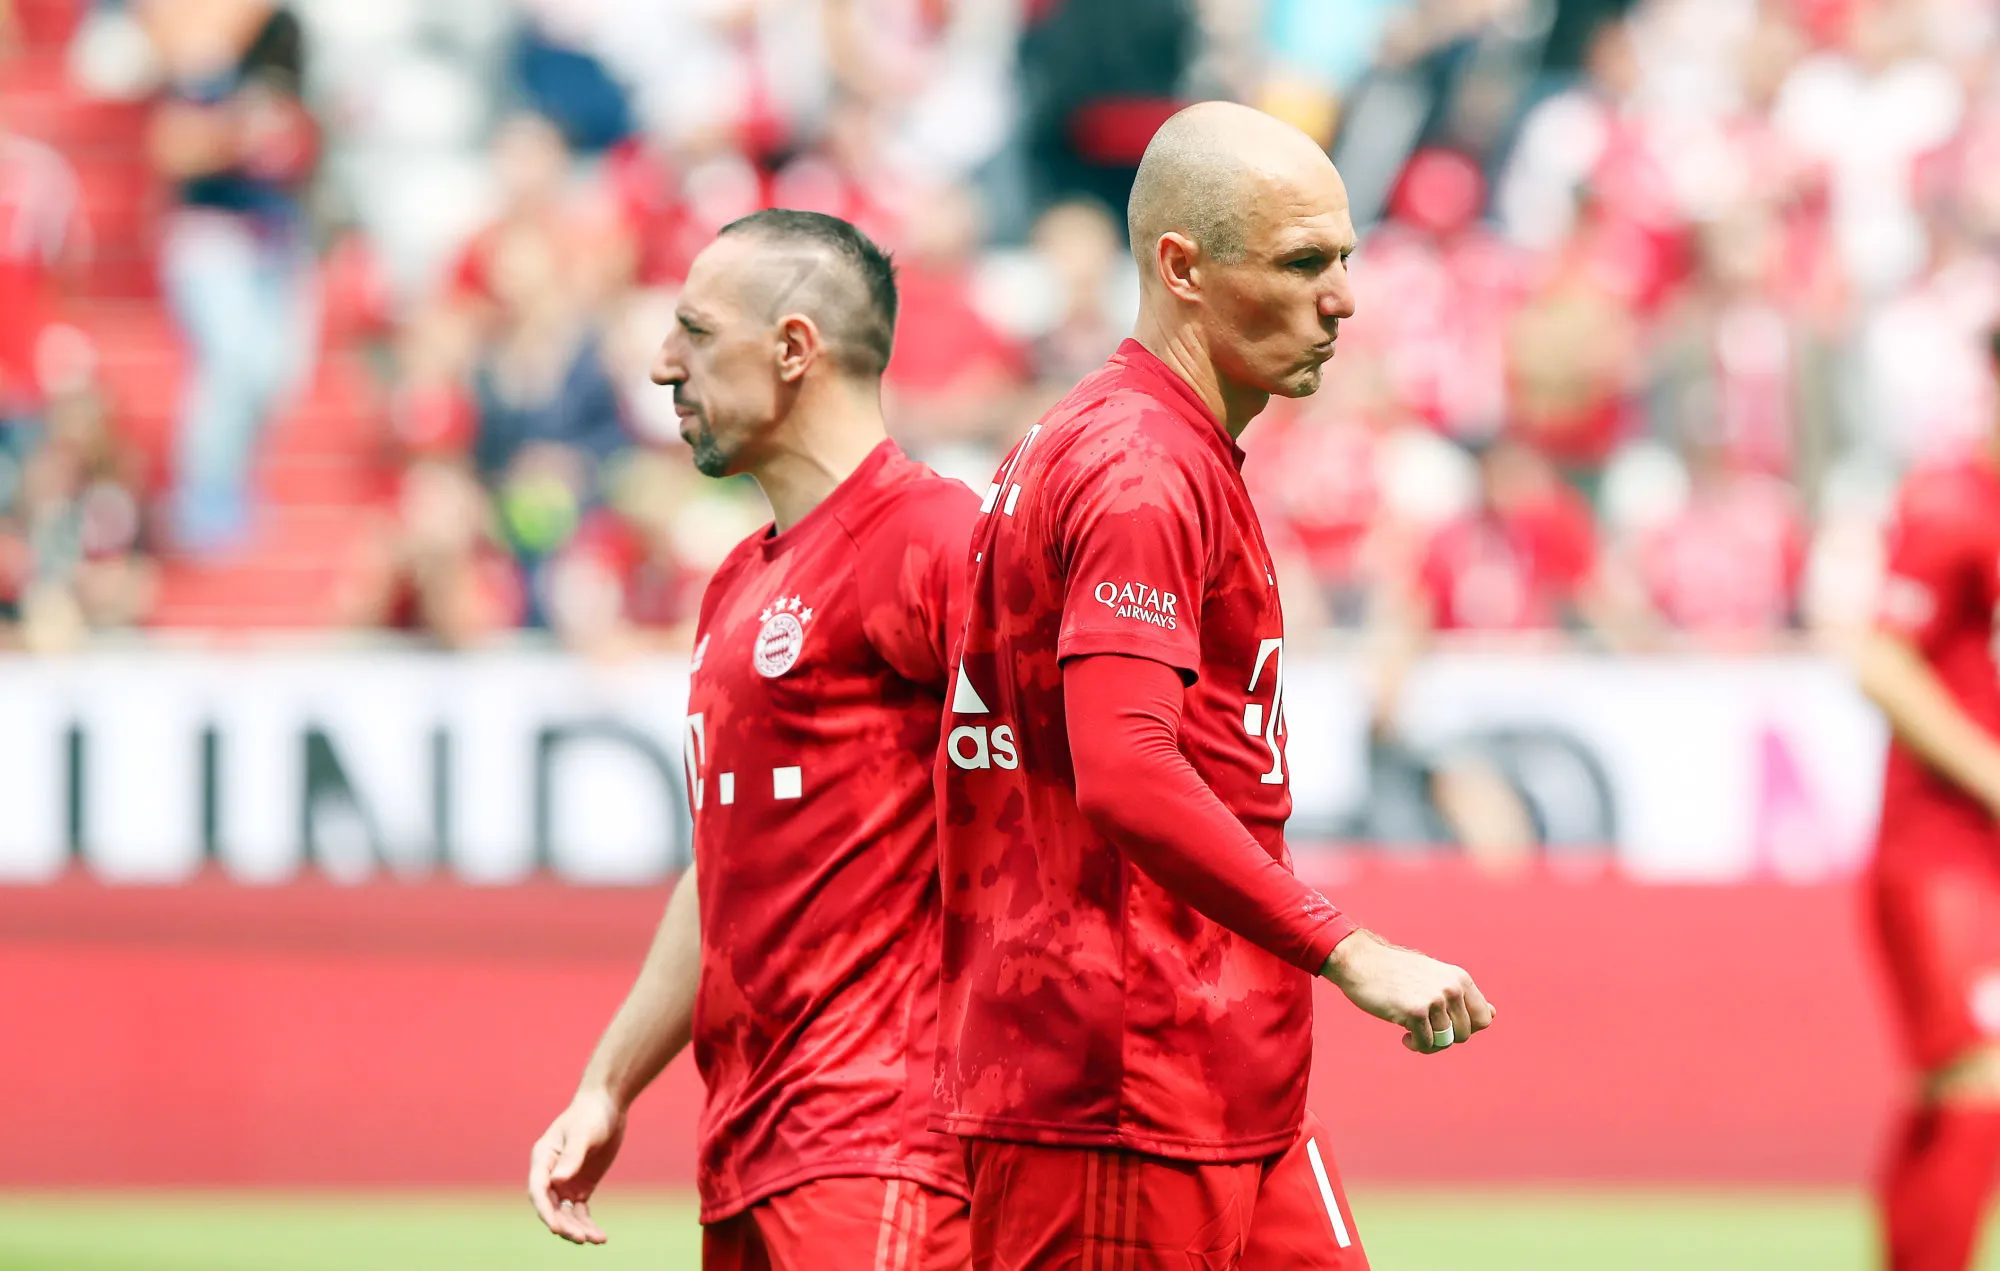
[[703, 1176, 971, 1271], [962, 1111, 1367, 1270], [1870, 853, 2000, 1072]]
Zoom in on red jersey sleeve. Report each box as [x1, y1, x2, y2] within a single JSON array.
[[1065, 652, 1357, 973], [858, 478, 980, 691], [1879, 485, 1974, 654], [1050, 416, 1208, 679]]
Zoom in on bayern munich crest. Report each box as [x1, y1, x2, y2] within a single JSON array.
[[753, 595, 813, 678]]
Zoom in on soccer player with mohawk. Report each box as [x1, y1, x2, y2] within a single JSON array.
[[529, 210, 977, 1271]]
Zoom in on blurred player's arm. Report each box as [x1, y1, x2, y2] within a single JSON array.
[[1853, 628, 2000, 818], [1065, 653, 1494, 1052], [528, 866, 701, 1245], [1857, 494, 2000, 819]]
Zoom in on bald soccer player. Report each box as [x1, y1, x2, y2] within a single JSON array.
[[934, 103, 1497, 1269], [529, 210, 977, 1270]]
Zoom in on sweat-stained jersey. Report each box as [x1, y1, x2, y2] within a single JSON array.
[[684, 440, 978, 1222], [933, 340, 1349, 1162], [1874, 455, 2000, 868]]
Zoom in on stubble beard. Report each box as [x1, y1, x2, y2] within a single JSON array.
[[687, 414, 731, 478], [1277, 361, 1326, 399]]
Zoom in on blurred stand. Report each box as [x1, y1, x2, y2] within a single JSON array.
[[0, 0, 1994, 865]]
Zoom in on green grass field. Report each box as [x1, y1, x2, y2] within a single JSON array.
[[2, 1191, 1994, 1271]]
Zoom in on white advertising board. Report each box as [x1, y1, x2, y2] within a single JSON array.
[[0, 650, 1889, 884]]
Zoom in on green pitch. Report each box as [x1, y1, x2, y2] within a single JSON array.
[[0, 1190, 1992, 1270]]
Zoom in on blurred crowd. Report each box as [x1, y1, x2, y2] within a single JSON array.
[[0, 0, 1997, 660]]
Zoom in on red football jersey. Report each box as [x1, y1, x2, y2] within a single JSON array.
[[1638, 475, 1804, 635], [1417, 494, 1596, 632], [683, 440, 978, 1221], [934, 340, 1350, 1162], [1875, 456, 2000, 867]]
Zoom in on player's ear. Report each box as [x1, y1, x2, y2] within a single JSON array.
[[1155, 232, 1202, 303], [774, 313, 820, 384]]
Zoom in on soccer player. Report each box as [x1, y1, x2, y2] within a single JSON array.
[[1855, 327, 2000, 1271], [527, 210, 978, 1270], [934, 102, 1496, 1270]]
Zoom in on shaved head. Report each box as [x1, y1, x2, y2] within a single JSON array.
[[1123, 101, 1358, 421], [715, 209, 899, 378], [1128, 101, 1338, 269]]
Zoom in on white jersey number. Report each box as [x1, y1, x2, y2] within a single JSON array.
[[981, 424, 1044, 517], [1244, 637, 1285, 785]]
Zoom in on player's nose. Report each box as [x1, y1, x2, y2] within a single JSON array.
[[1319, 272, 1356, 322], [651, 337, 687, 388]]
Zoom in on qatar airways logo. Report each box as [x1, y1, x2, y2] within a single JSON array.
[[1095, 580, 1179, 631]]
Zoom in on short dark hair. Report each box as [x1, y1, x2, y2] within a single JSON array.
[[717, 209, 899, 378]]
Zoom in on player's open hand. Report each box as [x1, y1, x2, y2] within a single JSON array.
[[1320, 930, 1495, 1055], [528, 1086, 628, 1244]]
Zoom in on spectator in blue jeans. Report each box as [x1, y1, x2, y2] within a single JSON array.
[[143, 1, 317, 554]]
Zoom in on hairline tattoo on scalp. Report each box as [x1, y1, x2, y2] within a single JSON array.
[[761, 255, 827, 322], [748, 248, 860, 374], [716, 209, 899, 379]]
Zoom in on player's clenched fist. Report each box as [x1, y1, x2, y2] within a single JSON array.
[[1320, 929, 1496, 1054], [528, 1087, 627, 1245]]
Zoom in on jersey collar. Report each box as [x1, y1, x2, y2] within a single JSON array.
[[1109, 338, 1247, 470], [759, 437, 900, 559]]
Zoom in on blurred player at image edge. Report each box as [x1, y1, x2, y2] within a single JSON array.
[[1854, 326, 2000, 1271]]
